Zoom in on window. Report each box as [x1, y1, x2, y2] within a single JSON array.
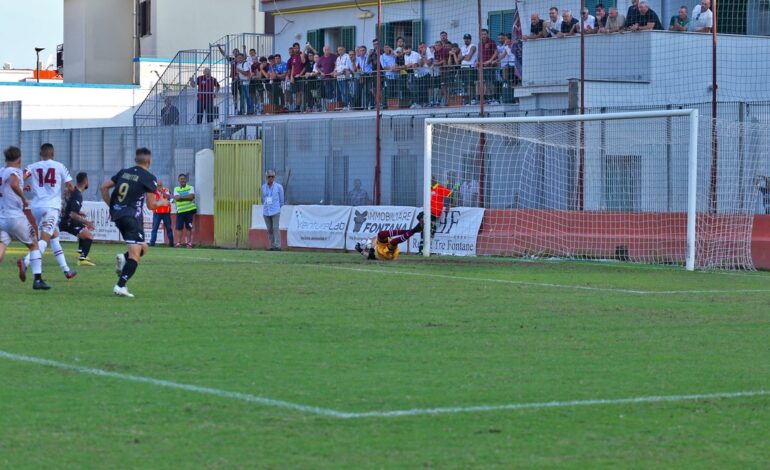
[[718, 0, 748, 34], [328, 151, 349, 205], [378, 20, 422, 49], [487, 9, 515, 39], [307, 26, 356, 53], [603, 155, 641, 211], [139, 0, 151, 37]]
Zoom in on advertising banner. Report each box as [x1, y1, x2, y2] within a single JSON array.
[[58, 201, 160, 243], [345, 206, 417, 252], [408, 207, 485, 256], [287, 205, 351, 249]]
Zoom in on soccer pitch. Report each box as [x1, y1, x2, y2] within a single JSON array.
[[2, 244, 769, 469]]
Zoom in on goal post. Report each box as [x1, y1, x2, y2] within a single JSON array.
[[421, 109, 757, 271]]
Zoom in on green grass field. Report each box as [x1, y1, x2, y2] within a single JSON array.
[[2, 243, 769, 469]]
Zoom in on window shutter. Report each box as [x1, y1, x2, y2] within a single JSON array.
[[502, 10, 515, 36], [307, 30, 321, 54], [488, 11, 503, 39], [378, 22, 395, 48], [411, 20, 423, 48], [341, 26, 356, 52]]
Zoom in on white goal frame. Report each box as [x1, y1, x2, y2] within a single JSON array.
[[423, 109, 700, 270]]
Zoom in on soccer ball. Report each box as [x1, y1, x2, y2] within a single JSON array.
[[359, 240, 373, 258]]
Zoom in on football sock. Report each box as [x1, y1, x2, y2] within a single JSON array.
[[117, 259, 138, 288], [79, 238, 93, 258], [50, 237, 70, 272], [29, 249, 42, 276], [24, 239, 47, 268], [78, 238, 84, 253]]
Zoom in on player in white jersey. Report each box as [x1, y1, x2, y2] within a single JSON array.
[[0, 146, 50, 290], [21, 143, 77, 279]]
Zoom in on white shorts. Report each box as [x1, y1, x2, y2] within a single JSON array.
[[31, 207, 60, 236], [0, 215, 36, 246]]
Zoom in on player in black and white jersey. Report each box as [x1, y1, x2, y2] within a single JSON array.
[[0, 146, 50, 290], [100, 147, 170, 297], [21, 143, 77, 279], [59, 172, 96, 266]]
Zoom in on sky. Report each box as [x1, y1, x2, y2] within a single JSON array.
[[0, 0, 63, 69]]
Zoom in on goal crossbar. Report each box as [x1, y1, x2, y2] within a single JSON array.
[[423, 109, 700, 270]]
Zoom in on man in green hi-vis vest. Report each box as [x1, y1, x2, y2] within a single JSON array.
[[173, 173, 197, 248]]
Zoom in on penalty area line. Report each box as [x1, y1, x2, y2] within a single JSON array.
[[174, 255, 770, 295], [1, 350, 768, 420]]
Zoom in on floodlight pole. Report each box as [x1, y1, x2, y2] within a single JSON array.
[[374, 0, 383, 205], [35, 47, 45, 83]]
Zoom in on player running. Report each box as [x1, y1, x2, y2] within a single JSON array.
[[59, 172, 97, 266], [21, 143, 77, 279], [100, 147, 170, 298], [355, 214, 424, 261], [0, 146, 50, 290]]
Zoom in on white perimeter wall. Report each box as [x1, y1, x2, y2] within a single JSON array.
[[0, 84, 148, 130]]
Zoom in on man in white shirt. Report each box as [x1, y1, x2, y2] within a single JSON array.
[[236, 53, 253, 114], [579, 8, 597, 33], [334, 45, 353, 109], [690, 0, 713, 32], [459, 33, 478, 105], [0, 146, 50, 289], [22, 143, 77, 280], [403, 44, 424, 108], [545, 7, 563, 37]]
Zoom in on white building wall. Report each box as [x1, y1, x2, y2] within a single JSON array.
[[63, 0, 134, 84], [141, 0, 266, 59]]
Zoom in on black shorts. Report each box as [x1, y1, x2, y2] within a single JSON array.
[[115, 216, 145, 244], [59, 220, 85, 237], [176, 210, 196, 230]]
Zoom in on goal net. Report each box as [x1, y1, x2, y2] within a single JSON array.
[[423, 110, 765, 270]]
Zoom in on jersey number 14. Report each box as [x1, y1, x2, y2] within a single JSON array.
[[36, 168, 57, 187]]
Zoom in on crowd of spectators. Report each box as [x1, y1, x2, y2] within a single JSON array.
[[525, 0, 712, 40], [170, 0, 712, 121], [214, 29, 521, 115]]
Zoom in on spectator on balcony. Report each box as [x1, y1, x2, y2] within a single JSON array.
[[458, 177, 480, 207], [218, 45, 241, 113], [249, 54, 264, 114], [271, 53, 288, 108], [301, 51, 319, 112], [499, 34, 517, 86], [690, 0, 713, 32], [432, 40, 449, 107], [628, 1, 663, 31], [236, 54, 253, 115], [347, 178, 371, 206], [594, 4, 608, 32], [625, 0, 641, 27], [352, 47, 366, 110], [403, 43, 423, 108], [334, 46, 353, 109], [460, 33, 478, 105], [288, 43, 305, 112], [440, 31, 451, 48], [478, 29, 499, 104], [524, 13, 547, 39], [557, 10, 579, 37], [669, 6, 690, 31], [190, 67, 220, 124], [545, 7, 563, 37], [380, 44, 399, 108], [160, 96, 179, 126], [367, 38, 380, 74], [395, 36, 406, 54], [316, 46, 337, 109], [605, 7, 626, 32], [578, 8, 597, 34]]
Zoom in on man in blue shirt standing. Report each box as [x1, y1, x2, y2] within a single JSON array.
[[262, 169, 285, 251]]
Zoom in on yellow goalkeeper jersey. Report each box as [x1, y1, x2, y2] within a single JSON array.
[[374, 238, 400, 261]]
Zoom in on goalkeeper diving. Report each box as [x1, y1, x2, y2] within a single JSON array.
[[355, 213, 425, 261]]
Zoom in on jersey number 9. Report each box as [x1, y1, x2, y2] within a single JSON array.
[[116, 182, 129, 202]]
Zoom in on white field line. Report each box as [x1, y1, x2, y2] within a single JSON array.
[[174, 255, 770, 295], [2, 350, 768, 420]]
